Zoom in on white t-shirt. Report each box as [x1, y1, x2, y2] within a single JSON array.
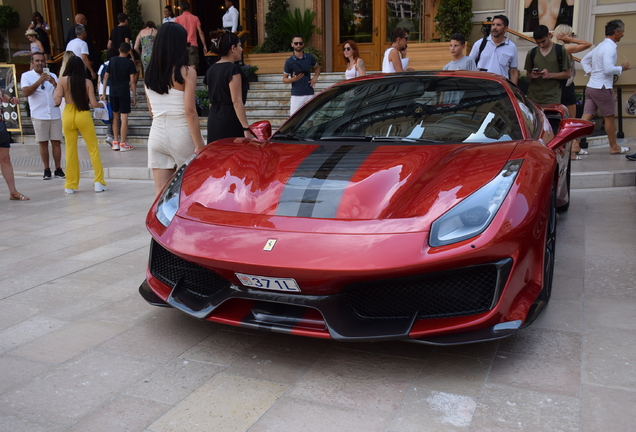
[[222, 6, 239, 32], [20, 70, 61, 120], [66, 38, 89, 58]]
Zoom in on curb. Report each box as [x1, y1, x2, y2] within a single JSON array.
[[14, 167, 636, 189]]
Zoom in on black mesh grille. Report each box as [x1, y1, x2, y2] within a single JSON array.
[[150, 240, 231, 299], [341, 264, 505, 320]]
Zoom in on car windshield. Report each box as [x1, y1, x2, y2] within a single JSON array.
[[274, 76, 523, 144]]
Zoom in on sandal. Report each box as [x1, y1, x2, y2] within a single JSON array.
[[577, 149, 589, 155], [571, 155, 582, 160], [9, 192, 30, 201]]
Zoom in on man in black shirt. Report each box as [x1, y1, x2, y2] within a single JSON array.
[[108, 13, 132, 55], [101, 43, 137, 152]]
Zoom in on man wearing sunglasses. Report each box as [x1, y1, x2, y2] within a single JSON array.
[[283, 35, 321, 115]]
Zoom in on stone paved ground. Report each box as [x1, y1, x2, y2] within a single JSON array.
[[0, 177, 635, 431]]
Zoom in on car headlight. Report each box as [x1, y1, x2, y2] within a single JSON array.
[[156, 154, 197, 227], [429, 159, 522, 247]]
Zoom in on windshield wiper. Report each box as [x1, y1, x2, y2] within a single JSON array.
[[319, 136, 375, 141], [368, 136, 444, 144], [273, 132, 311, 141]]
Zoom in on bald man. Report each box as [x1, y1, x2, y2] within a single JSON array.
[[66, 14, 101, 75]]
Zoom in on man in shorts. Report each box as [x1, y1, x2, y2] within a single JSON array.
[[20, 52, 64, 180], [101, 43, 137, 152], [175, 1, 207, 70], [581, 19, 630, 154]]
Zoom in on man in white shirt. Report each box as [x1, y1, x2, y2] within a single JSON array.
[[223, 0, 239, 33], [66, 24, 97, 80], [469, 14, 519, 85], [581, 19, 630, 154], [20, 52, 64, 180]]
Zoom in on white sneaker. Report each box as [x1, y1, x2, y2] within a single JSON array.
[[64, 188, 74, 194], [112, 141, 120, 151], [94, 182, 107, 192], [106, 136, 114, 145], [119, 142, 134, 152]]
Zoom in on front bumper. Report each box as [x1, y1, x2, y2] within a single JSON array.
[[140, 240, 520, 344]]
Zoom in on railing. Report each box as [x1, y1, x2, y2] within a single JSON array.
[[481, 20, 581, 62]]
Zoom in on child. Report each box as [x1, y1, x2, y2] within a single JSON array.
[[443, 33, 477, 71], [101, 43, 137, 152], [97, 48, 118, 147], [25, 29, 44, 55]]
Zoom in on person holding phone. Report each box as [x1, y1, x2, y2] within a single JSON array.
[[524, 25, 571, 109], [20, 52, 64, 180]]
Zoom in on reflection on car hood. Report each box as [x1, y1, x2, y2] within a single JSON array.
[[180, 139, 516, 222]]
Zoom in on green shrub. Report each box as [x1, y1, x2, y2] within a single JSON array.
[[280, 8, 316, 46], [259, 0, 291, 53], [435, 0, 473, 42]]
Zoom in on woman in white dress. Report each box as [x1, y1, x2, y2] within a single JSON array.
[[342, 40, 366, 80]]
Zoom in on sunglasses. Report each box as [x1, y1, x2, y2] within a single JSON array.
[[342, 47, 351, 51], [293, 41, 304, 46]]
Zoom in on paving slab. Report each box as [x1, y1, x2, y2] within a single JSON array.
[[0, 177, 634, 431]]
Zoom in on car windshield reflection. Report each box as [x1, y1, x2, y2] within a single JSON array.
[[274, 76, 522, 144]]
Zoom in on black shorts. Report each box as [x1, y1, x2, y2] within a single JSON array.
[[110, 93, 131, 114], [0, 120, 10, 147], [561, 83, 577, 106]]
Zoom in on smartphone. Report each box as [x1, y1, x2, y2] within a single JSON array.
[[43, 67, 50, 74], [532, 68, 540, 73]]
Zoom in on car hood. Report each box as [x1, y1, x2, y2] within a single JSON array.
[[179, 139, 517, 228]]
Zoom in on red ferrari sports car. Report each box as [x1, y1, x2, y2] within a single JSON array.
[[140, 71, 593, 345]]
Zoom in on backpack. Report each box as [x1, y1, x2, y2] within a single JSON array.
[[529, 43, 567, 87], [475, 37, 489, 66]]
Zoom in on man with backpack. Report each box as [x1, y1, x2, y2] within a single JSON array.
[[469, 14, 519, 84], [524, 25, 571, 106]]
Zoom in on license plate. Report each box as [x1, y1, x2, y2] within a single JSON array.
[[235, 273, 301, 292]]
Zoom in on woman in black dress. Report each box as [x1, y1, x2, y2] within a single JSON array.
[[205, 31, 252, 143]]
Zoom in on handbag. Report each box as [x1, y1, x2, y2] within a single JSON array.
[[93, 101, 110, 122]]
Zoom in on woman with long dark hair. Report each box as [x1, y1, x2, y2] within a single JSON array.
[[54, 56, 106, 193], [144, 22, 203, 196], [205, 31, 252, 142], [342, 40, 366, 79]]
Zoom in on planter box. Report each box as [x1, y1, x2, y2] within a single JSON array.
[[244, 52, 290, 75]]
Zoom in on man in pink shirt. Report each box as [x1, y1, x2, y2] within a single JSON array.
[[175, 1, 207, 70]]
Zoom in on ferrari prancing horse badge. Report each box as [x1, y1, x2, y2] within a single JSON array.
[[263, 239, 277, 251]]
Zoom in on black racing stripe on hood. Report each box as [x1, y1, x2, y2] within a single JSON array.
[[276, 144, 376, 218]]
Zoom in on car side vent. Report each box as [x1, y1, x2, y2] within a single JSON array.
[[150, 240, 232, 299], [341, 260, 511, 320]]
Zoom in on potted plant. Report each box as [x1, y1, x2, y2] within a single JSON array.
[[241, 64, 259, 82], [196, 89, 209, 117]]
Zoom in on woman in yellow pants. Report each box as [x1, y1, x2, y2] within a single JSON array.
[[54, 56, 106, 193]]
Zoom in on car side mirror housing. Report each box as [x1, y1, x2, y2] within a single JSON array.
[[250, 120, 272, 140], [548, 118, 594, 150]]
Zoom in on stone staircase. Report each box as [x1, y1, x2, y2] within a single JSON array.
[[16, 72, 346, 145]]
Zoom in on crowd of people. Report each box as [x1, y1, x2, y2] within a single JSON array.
[[4, 8, 636, 202]]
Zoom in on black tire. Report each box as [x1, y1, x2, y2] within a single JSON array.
[[557, 156, 571, 212], [538, 183, 557, 303]]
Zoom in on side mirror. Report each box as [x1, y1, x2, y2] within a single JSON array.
[[249, 120, 272, 140], [547, 118, 594, 150]]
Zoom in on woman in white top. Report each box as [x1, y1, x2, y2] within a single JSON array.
[[144, 23, 204, 196], [551, 24, 592, 157], [342, 40, 366, 80], [382, 27, 412, 73], [163, 6, 176, 24]]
